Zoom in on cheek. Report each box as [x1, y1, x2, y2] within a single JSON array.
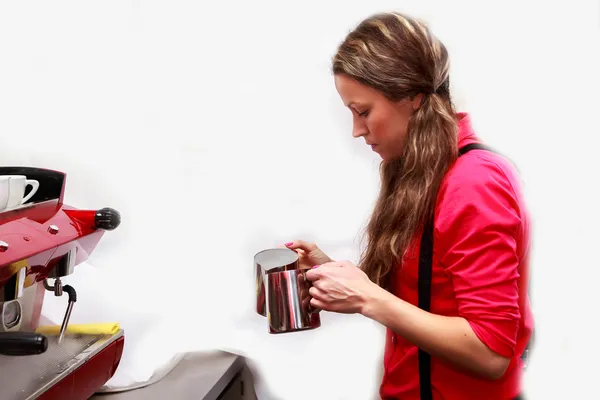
[[368, 109, 411, 159], [366, 114, 389, 140], [392, 107, 412, 140], [382, 111, 409, 143], [368, 113, 403, 144]]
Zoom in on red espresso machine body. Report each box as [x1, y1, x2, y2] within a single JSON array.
[[0, 167, 124, 400]]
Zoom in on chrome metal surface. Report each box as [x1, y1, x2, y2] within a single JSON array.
[[44, 278, 63, 296], [0, 267, 27, 302], [0, 329, 123, 400], [266, 268, 320, 334], [47, 247, 77, 278], [254, 248, 298, 317], [12, 283, 38, 332], [57, 301, 74, 344], [47, 224, 59, 234], [0, 300, 22, 332]]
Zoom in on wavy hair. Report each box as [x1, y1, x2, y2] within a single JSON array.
[[332, 12, 458, 290]]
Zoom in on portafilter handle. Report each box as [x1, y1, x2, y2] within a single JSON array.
[[0, 332, 48, 356]]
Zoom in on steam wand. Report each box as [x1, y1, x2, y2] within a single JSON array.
[[43, 279, 77, 343], [57, 285, 76, 344]]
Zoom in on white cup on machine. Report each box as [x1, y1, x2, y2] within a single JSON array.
[[0, 175, 40, 211], [0, 176, 10, 211]]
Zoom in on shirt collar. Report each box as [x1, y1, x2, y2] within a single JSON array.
[[456, 112, 478, 146]]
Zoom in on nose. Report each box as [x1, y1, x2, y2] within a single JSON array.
[[352, 117, 368, 138]]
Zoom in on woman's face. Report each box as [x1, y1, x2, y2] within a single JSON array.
[[334, 74, 420, 160]]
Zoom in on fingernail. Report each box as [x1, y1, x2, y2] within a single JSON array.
[[285, 242, 293, 246], [312, 265, 319, 269]]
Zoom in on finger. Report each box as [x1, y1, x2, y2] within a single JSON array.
[[311, 279, 327, 291], [280, 244, 305, 256], [309, 303, 322, 314], [296, 251, 311, 263], [284, 240, 316, 252], [305, 261, 339, 280], [310, 297, 326, 312], [305, 267, 323, 281], [308, 286, 327, 301], [278, 243, 299, 256]]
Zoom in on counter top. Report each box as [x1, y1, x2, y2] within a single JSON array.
[[91, 350, 246, 400]]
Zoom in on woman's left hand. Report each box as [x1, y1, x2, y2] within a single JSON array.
[[304, 260, 380, 314]]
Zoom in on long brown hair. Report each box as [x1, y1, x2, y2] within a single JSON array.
[[332, 12, 458, 290]]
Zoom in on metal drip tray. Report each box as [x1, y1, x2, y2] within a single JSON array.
[[0, 330, 123, 400]]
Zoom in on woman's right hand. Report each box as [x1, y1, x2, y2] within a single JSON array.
[[284, 240, 333, 270]]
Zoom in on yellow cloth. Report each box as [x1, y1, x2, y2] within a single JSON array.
[[35, 322, 120, 336]]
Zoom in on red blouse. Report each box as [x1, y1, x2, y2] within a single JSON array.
[[380, 113, 534, 400]]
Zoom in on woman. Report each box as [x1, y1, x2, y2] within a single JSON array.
[[285, 11, 533, 400]]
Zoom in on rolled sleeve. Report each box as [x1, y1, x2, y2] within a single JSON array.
[[436, 159, 522, 358]]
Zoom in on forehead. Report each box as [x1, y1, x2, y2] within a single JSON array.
[[334, 74, 382, 106]]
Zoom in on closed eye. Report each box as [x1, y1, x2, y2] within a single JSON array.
[[349, 105, 370, 117]]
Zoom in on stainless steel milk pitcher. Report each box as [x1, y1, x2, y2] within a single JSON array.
[[254, 248, 321, 334]]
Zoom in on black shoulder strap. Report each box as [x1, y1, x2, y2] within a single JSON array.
[[417, 216, 435, 400], [417, 143, 491, 400], [458, 142, 491, 156]]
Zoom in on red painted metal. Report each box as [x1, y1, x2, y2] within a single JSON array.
[[0, 205, 104, 288], [38, 336, 125, 400]]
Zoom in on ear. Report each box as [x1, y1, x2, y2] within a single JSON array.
[[411, 93, 424, 110]]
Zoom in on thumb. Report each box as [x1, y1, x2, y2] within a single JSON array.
[[284, 240, 316, 252], [305, 266, 323, 281]]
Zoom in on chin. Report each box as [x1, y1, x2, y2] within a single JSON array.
[[377, 151, 390, 161], [372, 146, 399, 162], [380, 152, 403, 163]]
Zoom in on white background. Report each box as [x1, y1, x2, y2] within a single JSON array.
[[1, 1, 599, 399]]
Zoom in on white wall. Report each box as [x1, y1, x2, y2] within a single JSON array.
[[1, 1, 599, 399]]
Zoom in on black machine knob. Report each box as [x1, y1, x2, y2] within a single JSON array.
[[0, 332, 48, 356], [95, 207, 121, 231]]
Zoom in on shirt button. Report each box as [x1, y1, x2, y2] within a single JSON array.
[[391, 335, 396, 344]]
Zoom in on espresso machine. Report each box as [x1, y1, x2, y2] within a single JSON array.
[[0, 167, 123, 400]]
